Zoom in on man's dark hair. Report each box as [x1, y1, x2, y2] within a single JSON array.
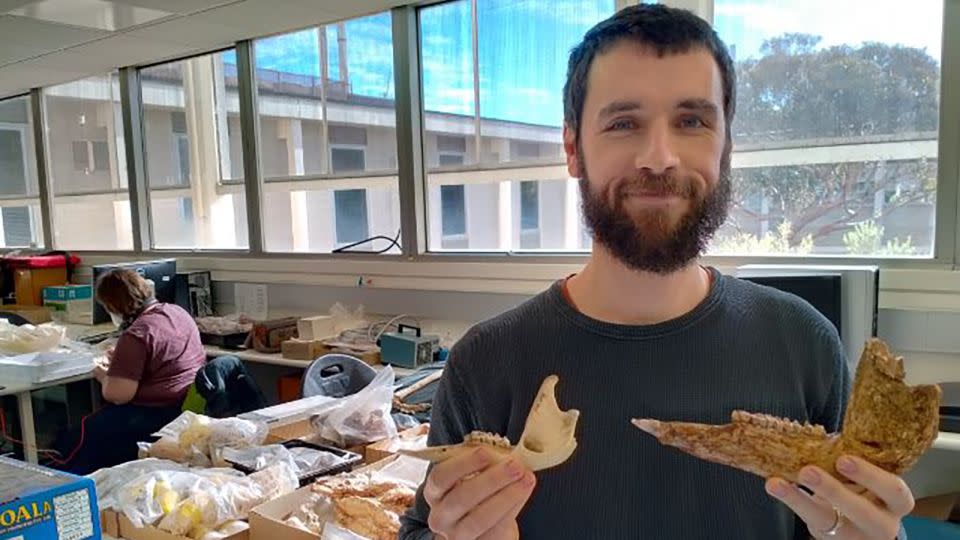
[[563, 4, 736, 141]]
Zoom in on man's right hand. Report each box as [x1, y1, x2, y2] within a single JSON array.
[[423, 448, 537, 540]]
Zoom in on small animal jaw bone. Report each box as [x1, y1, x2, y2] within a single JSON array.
[[400, 375, 580, 472], [632, 338, 941, 483]]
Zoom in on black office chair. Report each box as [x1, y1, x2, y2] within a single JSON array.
[[194, 355, 267, 418]]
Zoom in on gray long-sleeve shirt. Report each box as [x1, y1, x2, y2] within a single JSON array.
[[400, 269, 855, 540]]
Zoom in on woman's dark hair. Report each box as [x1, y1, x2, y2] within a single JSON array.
[[95, 268, 153, 317], [563, 4, 736, 141]]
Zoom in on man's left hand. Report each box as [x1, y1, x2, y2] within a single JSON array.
[[765, 455, 914, 539]]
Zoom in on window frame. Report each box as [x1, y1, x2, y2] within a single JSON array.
[[0, 122, 32, 197], [0, 0, 954, 277]]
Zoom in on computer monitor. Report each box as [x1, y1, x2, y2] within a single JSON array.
[[91, 259, 177, 324], [736, 265, 879, 369]]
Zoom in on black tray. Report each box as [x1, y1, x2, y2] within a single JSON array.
[[200, 331, 249, 350], [226, 439, 363, 486]]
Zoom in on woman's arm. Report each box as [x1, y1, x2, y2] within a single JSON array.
[[103, 334, 148, 404], [100, 376, 139, 404]]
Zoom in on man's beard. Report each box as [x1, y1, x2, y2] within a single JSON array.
[[579, 146, 732, 275]]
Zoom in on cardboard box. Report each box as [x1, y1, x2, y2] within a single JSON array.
[[0, 304, 52, 324], [100, 509, 119, 538], [249, 455, 425, 540], [280, 339, 326, 361], [43, 285, 93, 324], [296, 316, 335, 341], [0, 455, 101, 540], [14, 267, 67, 306], [364, 424, 430, 464], [118, 514, 249, 540]]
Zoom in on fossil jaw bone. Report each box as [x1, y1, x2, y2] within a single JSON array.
[[400, 375, 580, 471], [632, 339, 941, 483]]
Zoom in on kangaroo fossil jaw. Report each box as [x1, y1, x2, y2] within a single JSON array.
[[633, 338, 941, 483], [400, 375, 580, 472]]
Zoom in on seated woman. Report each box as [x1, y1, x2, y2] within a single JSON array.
[[55, 268, 206, 474]]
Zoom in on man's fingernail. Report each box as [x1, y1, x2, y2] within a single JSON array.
[[837, 456, 857, 474], [507, 460, 523, 478], [474, 449, 489, 464], [767, 479, 788, 498], [799, 468, 821, 487]]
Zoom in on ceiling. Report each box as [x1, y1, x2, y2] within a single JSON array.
[[0, 0, 410, 99]]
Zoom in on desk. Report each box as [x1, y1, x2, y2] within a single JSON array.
[[906, 432, 960, 499], [0, 372, 94, 464], [203, 344, 417, 377]]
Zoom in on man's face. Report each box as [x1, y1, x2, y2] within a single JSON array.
[[564, 41, 731, 274]]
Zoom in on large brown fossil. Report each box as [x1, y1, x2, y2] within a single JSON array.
[[633, 339, 941, 483]]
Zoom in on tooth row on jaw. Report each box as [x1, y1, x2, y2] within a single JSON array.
[[731, 411, 827, 436], [462, 431, 513, 448]]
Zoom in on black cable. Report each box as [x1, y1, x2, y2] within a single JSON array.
[[332, 229, 402, 254]]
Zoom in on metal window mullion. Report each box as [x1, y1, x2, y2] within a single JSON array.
[[940, 0, 960, 267], [471, 0, 482, 163], [236, 40, 264, 254], [29, 88, 54, 250], [392, 6, 428, 256], [320, 26, 331, 176], [119, 67, 153, 253]]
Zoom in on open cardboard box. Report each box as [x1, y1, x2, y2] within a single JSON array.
[[100, 510, 249, 540], [364, 424, 430, 463], [249, 455, 428, 540]]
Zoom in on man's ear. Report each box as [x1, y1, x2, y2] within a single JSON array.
[[563, 123, 581, 178]]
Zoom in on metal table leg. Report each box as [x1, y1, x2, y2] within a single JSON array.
[[15, 390, 37, 463]]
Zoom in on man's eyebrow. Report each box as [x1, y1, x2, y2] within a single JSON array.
[[597, 101, 643, 119], [676, 98, 719, 115]]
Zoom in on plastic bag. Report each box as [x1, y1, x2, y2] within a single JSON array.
[[153, 411, 268, 466], [223, 444, 349, 477], [311, 367, 398, 447], [88, 458, 192, 511], [116, 463, 297, 531], [221, 445, 299, 473], [0, 321, 65, 354], [328, 303, 365, 336]]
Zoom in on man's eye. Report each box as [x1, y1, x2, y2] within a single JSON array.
[[608, 119, 635, 130], [679, 116, 705, 129]]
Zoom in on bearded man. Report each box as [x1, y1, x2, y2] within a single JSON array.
[[400, 5, 914, 540]]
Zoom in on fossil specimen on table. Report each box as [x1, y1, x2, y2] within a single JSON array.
[[633, 338, 941, 483]]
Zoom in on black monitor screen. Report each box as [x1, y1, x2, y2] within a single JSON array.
[[91, 259, 177, 324], [740, 274, 842, 338]]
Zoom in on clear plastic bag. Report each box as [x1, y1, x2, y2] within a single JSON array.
[[152, 411, 268, 466], [311, 367, 398, 447], [221, 445, 299, 473], [115, 463, 298, 532], [223, 443, 349, 477], [88, 458, 192, 511]]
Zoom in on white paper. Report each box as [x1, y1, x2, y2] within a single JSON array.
[[235, 283, 268, 321]]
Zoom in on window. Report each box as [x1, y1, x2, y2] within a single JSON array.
[[519, 180, 540, 249], [421, 0, 613, 251], [334, 189, 369, 245], [253, 11, 401, 253], [0, 96, 43, 248], [440, 184, 468, 249], [141, 50, 249, 249], [331, 146, 366, 173], [45, 73, 132, 250], [711, 0, 942, 257]]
